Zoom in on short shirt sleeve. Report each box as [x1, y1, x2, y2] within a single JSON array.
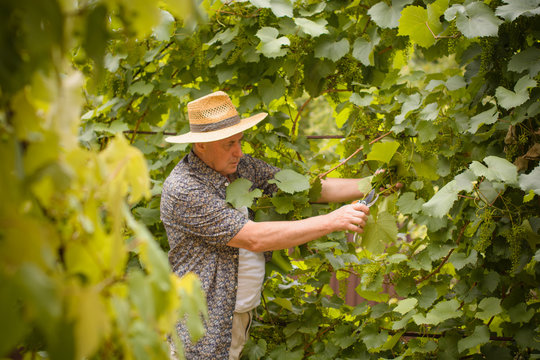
[[163, 182, 248, 246]]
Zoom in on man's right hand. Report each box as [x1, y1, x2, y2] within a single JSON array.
[[327, 202, 370, 234]]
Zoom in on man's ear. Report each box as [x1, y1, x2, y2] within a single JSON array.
[[193, 142, 205, 154]]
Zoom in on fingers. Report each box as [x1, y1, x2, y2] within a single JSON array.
[[345, 203, 369, 233], [351, 202, 370, 214]]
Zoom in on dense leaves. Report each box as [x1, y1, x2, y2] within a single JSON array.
[[0, 1, 206, 359], [1, 0, 539, 359]]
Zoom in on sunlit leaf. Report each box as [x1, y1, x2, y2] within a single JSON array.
[[445, 2, 503, 38], [394, 298, 418, 315], [268, 169, 310, 194], [508, 47, 540, 77], [495, 75, 536, 109], [366, 141, 400, 164], [413, 299, 462, 325], [519, 165, 540, 195], [256, 27, 290, 58], [294, 18, 328, 37], [457, 325, 489, 353], [360, 212, 398, 254], [226, 178, 263, 208], [495, 0, 540, 21], [314, 38, 350, 62], [368, 0, 413, 29]]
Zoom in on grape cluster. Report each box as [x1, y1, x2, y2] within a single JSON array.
[[361, 263, 381, 289], [446, 21, 460, 54], [336, 54, 363, 88], [474, 209, 494, 253], [508, 225, 525, 272], [227, 38, 247, 65], [257, 8, 273, 27], [287, 68, 304, 98], [479, 37, 497, 75], [416, 141, 440, 157]]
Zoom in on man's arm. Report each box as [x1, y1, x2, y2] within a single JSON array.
[[227, 202, 370, 252], [315, 177, 366, 203]]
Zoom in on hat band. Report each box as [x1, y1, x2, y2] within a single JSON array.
[[190, 115, 241, 133]]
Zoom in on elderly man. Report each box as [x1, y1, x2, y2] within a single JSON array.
[[161, 91, 372, 359]]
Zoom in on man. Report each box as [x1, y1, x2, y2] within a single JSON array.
[[161, 91, 373, 359]]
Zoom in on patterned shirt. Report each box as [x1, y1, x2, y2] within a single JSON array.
[[161, 150, 279, 359]]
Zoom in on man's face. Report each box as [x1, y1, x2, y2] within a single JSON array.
[[195, 132, 244, 177]]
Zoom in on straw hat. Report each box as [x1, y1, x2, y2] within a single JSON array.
[[165, 91, 268, 143]]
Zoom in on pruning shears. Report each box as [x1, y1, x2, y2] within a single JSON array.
[[352, 189, 379, 242], [358, 189, 379, 208]]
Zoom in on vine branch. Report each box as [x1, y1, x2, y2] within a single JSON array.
[[415, 221, 468, 285], [318, 131, 393, 179]]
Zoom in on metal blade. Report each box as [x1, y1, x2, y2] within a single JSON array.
[[360, 189, 376, 205]]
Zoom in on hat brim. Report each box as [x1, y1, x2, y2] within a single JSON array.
[[165, 112, 268, 144]]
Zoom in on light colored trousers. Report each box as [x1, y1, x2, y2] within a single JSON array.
[[229, 311, 253, 360], [169, 311, 252, 360]]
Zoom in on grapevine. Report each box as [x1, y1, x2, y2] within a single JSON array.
[[475, 209, 494, 253]]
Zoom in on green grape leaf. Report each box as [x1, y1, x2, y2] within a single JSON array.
[[256, 27, 290, 58], [495, 0, 540, 21], [271, 196, 295, 214], [314, 38, 350, 62], [508, 303, 535, 323], [483, 156, 518, 185], [397, 192, 425, 215], [417, 286, 439, 309], [413, 299, 462, 325], [398, 6, 434, 47], [394, 298, 418, 315], [419, 102, 439, 121], [508, 47, 540, 77], [446, 75, 466, 91], [495, 75, 537, 109], [475, 297, 502, 321], [132, 207, 161, 226], [416, 121, 439, 142], [422, 180, 459, 218], [454, 170, 476, 192], [294, 18, 328, 37], [152, 10, 175, 41], [250, 0, 293, 17], [349, 92, 373, 106], [362, 329, 389, 350], [366, 141, 400, 164], [368, 0, 413, 29], [258, 77, 286, 106], [519, 165, 540, 195], [207, 26, 239, 45], [128, 81, 154, 96], [246, 339, 267, 359], [398, 0, 447, 48], [395, 93, 422, 124], [268, 169, 310, 194], [226, 178, 263, 209], [457, 325, 490, 353], [269, 0, 294, 17], [449, 249, 477, 270], [84, 4, 108, 72], [352, 38, 373, 66], [445, 2, 503, 38], [299, 2, 326, 16], [359, 211, 398, 254], [468, 106, 499, 134], [249, 0, 271, 8], [470, 156, 518, 185]]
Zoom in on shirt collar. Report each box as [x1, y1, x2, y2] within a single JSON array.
[[187, 150, 231, 187]]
